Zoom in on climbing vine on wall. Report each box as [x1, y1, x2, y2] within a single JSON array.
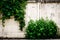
[[0, 0, 27, 31]]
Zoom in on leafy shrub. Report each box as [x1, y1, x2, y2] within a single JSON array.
[[0, 0, 27, 31], [25, 18, 57, 39]]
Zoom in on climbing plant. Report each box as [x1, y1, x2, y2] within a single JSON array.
[[0, 0, 27, 31]]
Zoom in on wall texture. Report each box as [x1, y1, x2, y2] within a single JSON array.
[[0, 3, 60, 38]]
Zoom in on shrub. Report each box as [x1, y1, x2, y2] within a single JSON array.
[[25, 18, 57, 39]]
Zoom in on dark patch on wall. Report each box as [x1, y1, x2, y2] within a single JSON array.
[[28, 0, 60, 3], [43, 0, 60, 3]]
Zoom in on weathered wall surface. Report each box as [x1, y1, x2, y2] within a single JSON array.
[[39, 3, 60, 35], [0, 3, 60, 38]]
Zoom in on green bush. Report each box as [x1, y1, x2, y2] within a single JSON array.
[[0, 0, 27, 31], [25, 18, 57, 39]]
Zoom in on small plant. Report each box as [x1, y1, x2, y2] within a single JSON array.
[[25, 18, 57, 39]]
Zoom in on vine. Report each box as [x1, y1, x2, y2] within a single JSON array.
[[0, 0, 27, 31]]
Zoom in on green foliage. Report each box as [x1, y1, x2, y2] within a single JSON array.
[[25, 18, 57, 39], [0, 0, 27, 31]]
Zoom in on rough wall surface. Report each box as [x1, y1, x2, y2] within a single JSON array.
[[0, 3, 60, 38]]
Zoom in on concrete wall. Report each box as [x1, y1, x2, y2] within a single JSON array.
[[0, 3, 60, 38]]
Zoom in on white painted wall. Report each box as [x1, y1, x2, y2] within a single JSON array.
[[0, 3, 60, 38], [39, 3, 60, 35]]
